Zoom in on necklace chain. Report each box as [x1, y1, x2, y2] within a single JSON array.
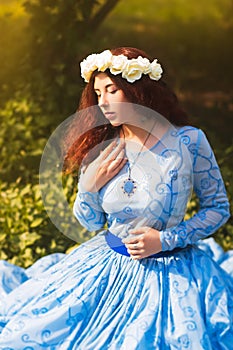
[[121, 121, 156, 173], [120, 122, 156, 197]]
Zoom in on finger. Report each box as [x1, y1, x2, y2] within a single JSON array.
[[123, 237, 139, 245], [110, 158, 128, 174], [125, 244, 143, 255], [128, 249, 142, 257], [99, 140, 118, 161], [128, 227, 149, 235], [97, 159, 127, 186], [107, 150, 127, 171], [123, 236, 141, 244], [104, 157, 128, 179], [130, 254, 142, 260], [128, 249, 146, 260], [127, 241, 140, 248], [127, 247, 142, 255], [105, 141, 125, 162], [123, 234, 144, 245], [101, 140, 125, 161]]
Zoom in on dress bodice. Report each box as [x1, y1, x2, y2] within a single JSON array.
[[74, 126, 230, 250]]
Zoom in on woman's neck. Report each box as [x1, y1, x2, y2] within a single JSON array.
[[120, 119, 169, 151], [121, 120, 157, 147]]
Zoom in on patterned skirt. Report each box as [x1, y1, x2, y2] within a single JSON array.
[[0, 233, 233, 350]]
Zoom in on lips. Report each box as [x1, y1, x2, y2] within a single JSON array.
[[104, 112, 116, 119]]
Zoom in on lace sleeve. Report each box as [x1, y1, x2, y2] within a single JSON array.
[[160, 129, 230, 251]]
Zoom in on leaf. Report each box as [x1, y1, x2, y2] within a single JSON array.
[[6, 216, 13, 228], [0, 250, 8, 260], [30, 218, 44, 228], [0, 233, 7, 242], [24, 232, 41, 245], [20, 184, 32, 196]]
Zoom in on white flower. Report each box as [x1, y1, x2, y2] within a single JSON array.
[[109, 55, 128, 75], [122, 58, 145, 83], [149, 59, 163, 81], [80, 53, 98, 82], [80, 50, 163, 83], [96, 50, 113, 72], [137, 56, 151, 74]]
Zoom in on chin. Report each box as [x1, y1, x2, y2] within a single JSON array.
[[109, 121, 122, 127]]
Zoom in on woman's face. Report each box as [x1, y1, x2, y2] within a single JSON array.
[[94, 73, 133, 127]]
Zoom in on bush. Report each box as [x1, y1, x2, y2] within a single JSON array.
[[0, 177, 83, 267], [0, 94, 95, 268], [213, 144, 233, 251], [0, 95, 51, 183]]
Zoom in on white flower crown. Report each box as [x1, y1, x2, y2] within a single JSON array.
[[80, 50, 163, 83]]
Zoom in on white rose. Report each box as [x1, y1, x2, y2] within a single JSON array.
[[80, 51, 163, 83], [80, 64, 93, 83], [136, 56, 151, 74], [122, 58, 145, 83], [80, 53, 98, 82], [149, 59, 163, 81], [109, 55, 128, 75], [96, 50, 113, 72]]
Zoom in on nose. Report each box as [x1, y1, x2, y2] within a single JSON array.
[[98, 93, 109, 108]]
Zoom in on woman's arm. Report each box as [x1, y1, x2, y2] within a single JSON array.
[[160, 129, 230, 251], [73, 183, 106, 231]]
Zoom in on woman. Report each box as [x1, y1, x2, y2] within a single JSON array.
[[0, 47, 232, 349]]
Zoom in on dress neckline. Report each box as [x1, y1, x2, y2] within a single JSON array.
[[118, 127, 170, 155]]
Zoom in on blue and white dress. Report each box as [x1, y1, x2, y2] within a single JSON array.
[[0, 126, 232, 349]]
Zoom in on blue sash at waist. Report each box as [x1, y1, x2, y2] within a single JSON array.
[[105, 230, 183, 258]]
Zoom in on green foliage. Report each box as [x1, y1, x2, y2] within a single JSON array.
[[0, 178, 76, 267], [99, 0, 233, 91], [0, 1, 28, 104], [21, 0, 120, 118], [0, 95, 50, 182], [213, 145, 233, 251]]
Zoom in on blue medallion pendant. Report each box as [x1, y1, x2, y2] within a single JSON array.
[[122, 177, 137, 197]]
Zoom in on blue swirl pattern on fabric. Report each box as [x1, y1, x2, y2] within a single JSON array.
[[0, 126, 232, 349]]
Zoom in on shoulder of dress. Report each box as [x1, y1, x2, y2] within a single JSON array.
[[174, 125, 205, 141], [175, 125, 199, 133]]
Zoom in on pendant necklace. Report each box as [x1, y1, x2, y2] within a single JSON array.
[[121, 122, 156, 197]]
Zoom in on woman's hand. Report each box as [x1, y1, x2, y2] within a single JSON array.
[[122, 227, 162, 260], [80, 139, 127, 192]]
